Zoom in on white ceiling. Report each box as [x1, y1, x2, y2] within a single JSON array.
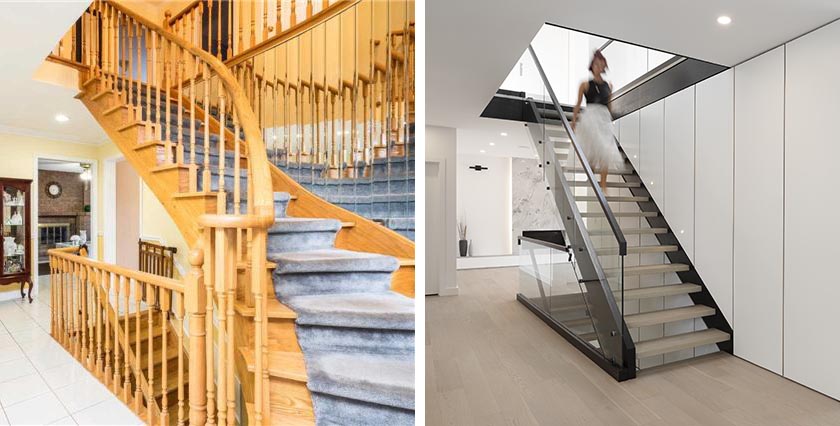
[[456, 121, 537, 160], [0, 2, 107, 144], [428, 0, 840, 130]]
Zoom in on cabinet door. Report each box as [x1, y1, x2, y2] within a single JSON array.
[[2, 183, 28, 276]]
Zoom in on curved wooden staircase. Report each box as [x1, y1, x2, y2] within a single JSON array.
[[47, 0, 415, 424]]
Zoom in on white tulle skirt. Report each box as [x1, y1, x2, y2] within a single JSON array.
[[573, 104, 623, 172]]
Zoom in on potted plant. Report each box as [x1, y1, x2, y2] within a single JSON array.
[[457, 221, 468, 257]]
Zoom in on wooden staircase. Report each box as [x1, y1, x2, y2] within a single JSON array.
[[47, 0, 415, 424]]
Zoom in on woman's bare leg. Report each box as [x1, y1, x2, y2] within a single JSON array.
[[600, 170, 609, 193]]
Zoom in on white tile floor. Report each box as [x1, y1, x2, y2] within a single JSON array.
[[0, 277, 142, 425]]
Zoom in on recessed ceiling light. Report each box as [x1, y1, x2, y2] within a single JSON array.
[[717, 15, 732, 25], [489, 142, 496, 146], [55, 114, 69, 123], [480, 149, 486, 153], [500, 132, 508, 136]]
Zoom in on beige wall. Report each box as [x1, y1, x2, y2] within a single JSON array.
[[140, 181, 189, 279], [115, 159, 140, 270]]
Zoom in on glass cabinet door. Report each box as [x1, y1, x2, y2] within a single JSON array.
[[2, 186, 26, 275]]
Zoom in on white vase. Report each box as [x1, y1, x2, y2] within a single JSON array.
[[3, 237, 15, 256], [79, 230, 87, 245], [10, 212, 21, 225]]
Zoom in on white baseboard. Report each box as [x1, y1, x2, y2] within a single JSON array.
[[457, 254, 520, 270], [437, 286, 460, 296]]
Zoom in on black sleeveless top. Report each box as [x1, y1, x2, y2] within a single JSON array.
[[584, 79, 611, 106]]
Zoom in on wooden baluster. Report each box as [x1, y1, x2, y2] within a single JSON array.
[[129, 19, 137, 119], [151, 32, 161, 141], [122, 13, 129, 107], [250, 227, 265, 424], [291, 0, 297, 26], [227, 0, 233, 59], [225, 231, 236, 426], [120, 277, 132, 402], [214, 228, 228, 426], [175, 292, 186, 426], [218, 86, 227, 196], [143, 26, 152, 139], [238, 1, 244, 55], [217, 0, 223, 59], [187, 245, 207, 426], [161, 290, 171, 424], [233, 110, 241, 216], [164, 38, 173, 161], [306, 0, 312, 19], [250, 0, 256, 49], [203, 63, 212, 193], [276, 0, 282, 36], [112, 274, 122, 395], [189, 53, 198, 192], [206, 0, 213, 56], [263, 0, 270, 40], [94, 268, 103, 374], [128, 277, 136, 407], [177, 47, 185, 165], [203, 230, 217, 425], [80, 264, 88, 364], [146, 282, 155, 421], [104, 271, 112, 386]]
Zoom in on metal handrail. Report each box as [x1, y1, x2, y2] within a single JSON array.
[[527, 44, 627, 255]]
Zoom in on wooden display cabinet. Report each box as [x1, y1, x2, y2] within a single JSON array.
[[0, 178, 33, 302]]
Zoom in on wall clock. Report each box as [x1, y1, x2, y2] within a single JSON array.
[[46, 182, 62, 199]]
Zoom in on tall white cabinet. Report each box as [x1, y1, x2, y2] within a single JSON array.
[[733, 46, 785, 375], [784, 20, 840, 399]]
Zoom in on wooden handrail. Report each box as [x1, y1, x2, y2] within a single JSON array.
[[110, 0, 274, 220], [225, 0, 359, 67], [49, 247, 185, 293], [166, 0, 202, 26]]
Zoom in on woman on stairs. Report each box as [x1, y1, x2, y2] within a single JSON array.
[[571, 49, 624, 193]]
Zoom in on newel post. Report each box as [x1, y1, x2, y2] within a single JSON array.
[[186, 243, 207, 425]]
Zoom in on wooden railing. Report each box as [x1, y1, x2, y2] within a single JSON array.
[[224, 0, 416, 178], [49, 0, 276, 423], [166, 0, 350, 60], [139, 240, 177, 278], [50, 246, 189, 424]]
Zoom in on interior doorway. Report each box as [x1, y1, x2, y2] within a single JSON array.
[[32, 156, 98, 301]]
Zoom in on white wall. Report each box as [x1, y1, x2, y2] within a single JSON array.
[[639, 101, 664, 205], [663, 87, 696, 262], [694, 69, 734, 325], [456, 154, 512, 256], [733, 46, 785, 375], [426, 126, 458, 296], [783, 20, 840, 398]]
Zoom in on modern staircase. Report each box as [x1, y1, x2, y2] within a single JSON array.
[[517, 45, 732, 379], [46, 0, 415, 424]]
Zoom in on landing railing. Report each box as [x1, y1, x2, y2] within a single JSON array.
[[49, 0, 275, 423], [518, 44, 636, 380], [50, 246, 190, 424]]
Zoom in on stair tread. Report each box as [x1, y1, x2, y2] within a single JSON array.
[[269, 249, 399, 274], [240, 347, 308, 383], [234, 298, 297, 319], [617, 283, 702, 300], [570, 181, 641, 188], [565, 166, 633, 175], [575, 195, 649, 202], [597, 245, 679, 255], [607, 263, 690, 276], [307, 352, 414, 411], [624, 305, 716, 329], [589, 227, 667, 235], [286, 292, 415, 330], [269, 217, 343, 234], [581, 211, 658, 218], [636, 329, 730, 358]]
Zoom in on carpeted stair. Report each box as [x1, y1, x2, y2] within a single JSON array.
[[268, 192, 415, 425]]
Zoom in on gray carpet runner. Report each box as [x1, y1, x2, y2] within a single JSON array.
[[268, 192, 415, 425]]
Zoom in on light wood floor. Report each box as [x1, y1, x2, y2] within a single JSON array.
[[426, 267, 840, 426]]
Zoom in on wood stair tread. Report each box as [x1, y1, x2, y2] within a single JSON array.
[[234, 298, 297, 319], [575, 195, 649, 202], [635, 329, 730, 358], [564, 166, 634, 175], [606, 263, 690, 276], [570, 181, 641, 188], [589, 227, 667, 236], [616, 283, 702, 300], [171, 192, 221, 200], [240, 347, 308, 383], [597, 245, 679, 255], [624, 305, 716, 329], [398, 258, 415, 267], [149, 367, 184, 398], [581, 211, 658, 218]]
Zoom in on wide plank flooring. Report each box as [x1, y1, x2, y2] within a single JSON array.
[[426, 267, 840, 426]]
